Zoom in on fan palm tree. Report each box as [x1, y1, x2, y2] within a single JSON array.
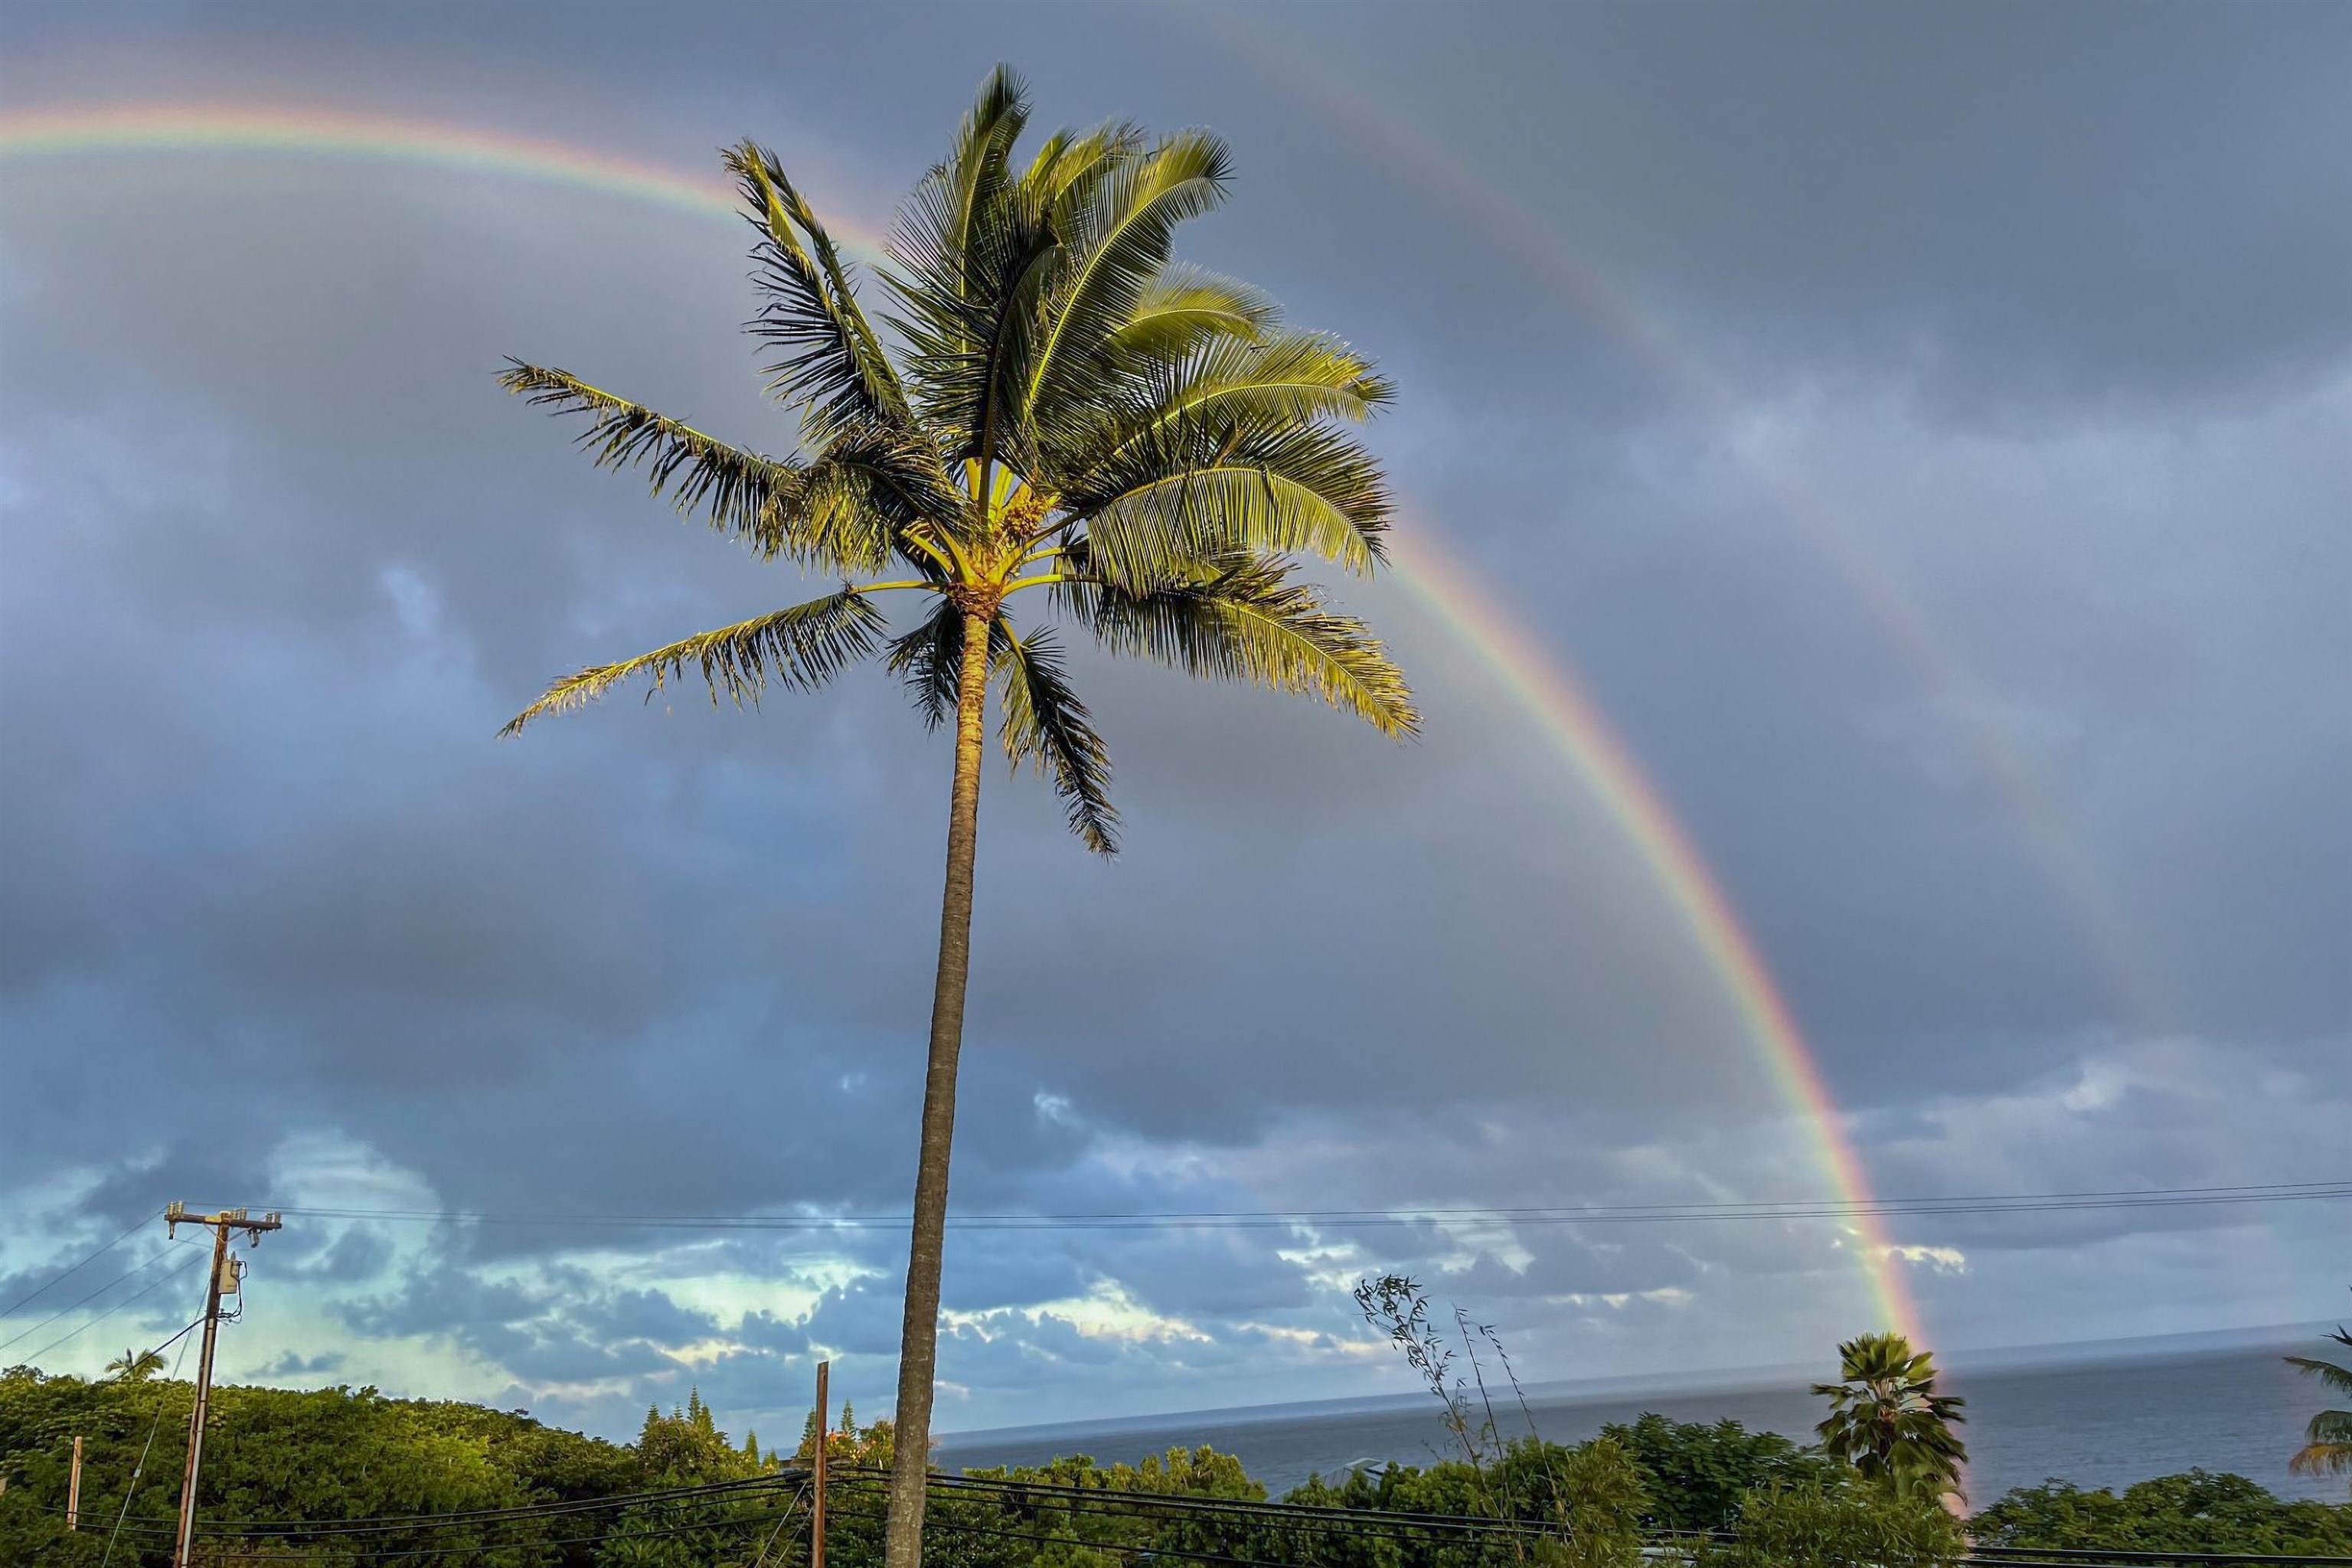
[[1812, 1331, 1968, 1501], [2286, 1307, 2352, 1491], [106, 1346, 166, 1382], [497, 67, 1414, 1568]]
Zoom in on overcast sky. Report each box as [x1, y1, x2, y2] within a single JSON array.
[[2, 2, 2346, 1452]]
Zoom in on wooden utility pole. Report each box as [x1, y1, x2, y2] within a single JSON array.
[[165, 1204, 280, 1568], [65, 1436, 83, 1529], [812, 1360, 829, 1568]]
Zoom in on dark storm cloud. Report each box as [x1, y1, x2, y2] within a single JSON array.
[[2, 0, 2345, 1430]]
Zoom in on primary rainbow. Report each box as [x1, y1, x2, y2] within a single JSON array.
[[0, 101, 1923, 1341]]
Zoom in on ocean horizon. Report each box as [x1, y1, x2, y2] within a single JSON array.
[[937, 1323, 2347, 1507]]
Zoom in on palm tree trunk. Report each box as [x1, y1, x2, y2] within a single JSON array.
[[884, 608, 995, 1568]]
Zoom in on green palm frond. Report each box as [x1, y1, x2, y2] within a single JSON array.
[[2288, 1354, 2352, 1400], [996, 624, 1118, 854], [1083, 556, 1417, 737], [501, 587, 885, 736], [1105, 263, 1276, 363], [886, 73, 1060, 466], [1075, 448, 1387, 590], [1011, 129, 1233, 442], [883, 598, 969, 730], [1080, 331, 1393, 480], [496, 361, 802, 553], [505, 67, 1413, 854], [728, 142, 912, 440]]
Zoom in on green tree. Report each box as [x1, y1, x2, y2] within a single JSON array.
[[1704, 1480, 1962, 1568], [1972, 1472, 2352, 1556], [498, 67, 1413, 1568], [2287, 1308, 2352, 1491], [1597, 1413, 1841, 1534], [1553, 1437, 1648, 1568], [1811, 1331, 1967, 1503], [104, 1346, 168, 1382]]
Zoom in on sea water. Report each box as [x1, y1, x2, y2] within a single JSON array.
[[937, 1338, 2345, 1506]]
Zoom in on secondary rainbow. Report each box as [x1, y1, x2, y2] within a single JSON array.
[[0, 103, 1924, 1340], [1202, 10, 2168, 1037]]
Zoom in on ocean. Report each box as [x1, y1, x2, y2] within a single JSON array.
[[936, 1334, 2346, 1507]]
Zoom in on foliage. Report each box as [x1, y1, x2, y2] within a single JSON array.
[[1811, 1331, 1968, 1502], [1971, 1470, 2352, 1556], [103, 1348, 167, 1383], [1702, 1479, 1963, 1568], [1552, 1437, 1647, 1568], [496, 64, 1415, 838], [1596, 1412, 1842, 1534], [2286, 1302, 2352, 1491], [0, 1364, 638, 1566]]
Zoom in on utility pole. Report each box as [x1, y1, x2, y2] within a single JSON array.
[[812, 1360, 829, 1568], [66, 1436, 83, 1529], [165, 1204, 280, 1568]]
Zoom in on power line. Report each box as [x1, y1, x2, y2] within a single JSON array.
[[14, 1254, 206, 1367], [0, 1244, 198, 1357], [0, 1210, 159, 1320], [240, 1179, 2352, 1234]]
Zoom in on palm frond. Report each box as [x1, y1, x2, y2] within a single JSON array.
[[886, 73, 1067, 468], [501, 587, 885, 735], [728, 142, 911, 440], [1074, 435, 1389, 590], [883, 597, 968, 730], [1106, 263, 1277, 364], [1011, 129, 1233, 441], [497, 361, 802, 554], [1077, 331, 1393, 482], [996, 624, 1117, 854], [1081, 556, 1417, 737], [2288, 1355, 2352, 1400], [2289, 1433, 2352, 1477]]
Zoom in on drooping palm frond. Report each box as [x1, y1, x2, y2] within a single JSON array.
[[2288, 1353, 2352, 1401], [1081, 556, 1418, 738], [1010, 129, 1234, 452], [883, 598, 969, 730], [729, 142, 913, 442], [995, 624, 1117, 854], [501, 587, 886, 736], [496, 361, 805, 554], [2291, 1408, 2352, 1477]]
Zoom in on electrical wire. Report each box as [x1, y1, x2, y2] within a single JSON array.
[[242, 1179, 2352, 1236], [0, 1210, 158, 1321], [98, 1314, 202, 1568], [13, 1253, 206, 1366], [0, 1241, 196, 1355]]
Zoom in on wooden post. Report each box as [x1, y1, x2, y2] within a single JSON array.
[[812, 1360, 829, 1568], [66, 1436, 83, 1529], [165, 1204, 281, 1568]]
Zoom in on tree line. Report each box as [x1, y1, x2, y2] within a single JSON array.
[[5, 1361, 2347, 1566]]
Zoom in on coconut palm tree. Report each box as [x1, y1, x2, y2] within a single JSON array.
[[1812, 1331, 1968, 1501], [105, 1346, 166, 1382], [2286, 1307, 2352, 1491], [497, 67, 1413, 1568]]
